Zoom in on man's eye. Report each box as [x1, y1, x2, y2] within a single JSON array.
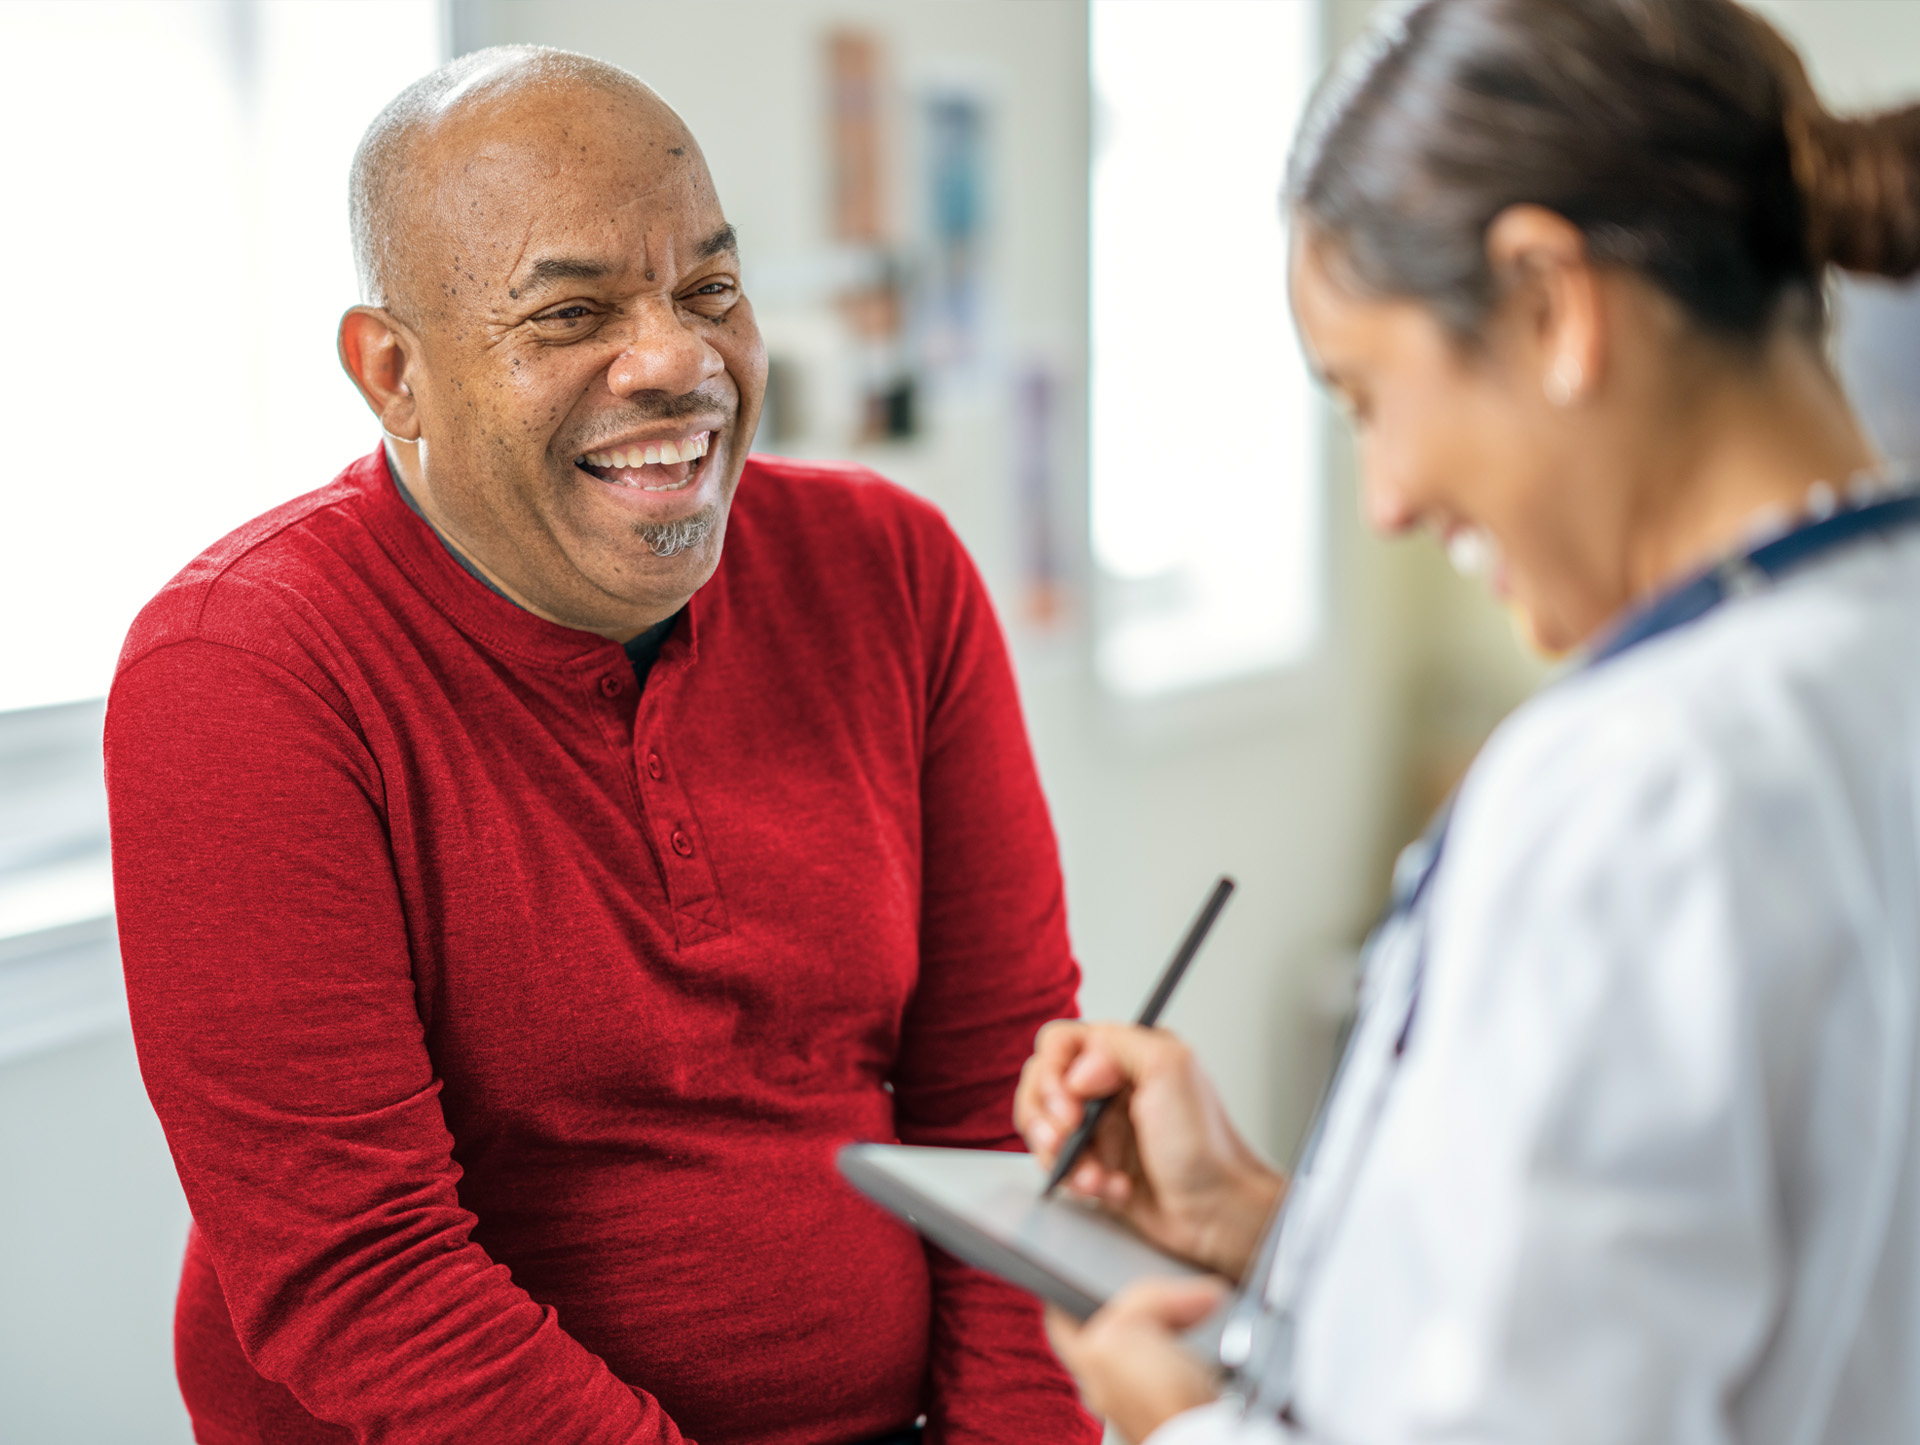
[[692, 282, 731, 297], [538, 306, 593, 321]]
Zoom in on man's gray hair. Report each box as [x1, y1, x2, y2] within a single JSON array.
[[348, 45, 658, 311], [640, 508, 720, 559]]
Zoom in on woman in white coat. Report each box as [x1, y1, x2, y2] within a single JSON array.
[[1017, 1, 1920, 1441]]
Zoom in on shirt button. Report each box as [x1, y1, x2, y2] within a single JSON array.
[[670, 829, 694, 857], [600, 673, 625, 698], [646, 753, 663, 780]]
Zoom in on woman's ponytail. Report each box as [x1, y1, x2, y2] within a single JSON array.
[[1742, 7, 1920, 280], [1791, 106, 1920, 278], [1289, 0, 1920, 342]]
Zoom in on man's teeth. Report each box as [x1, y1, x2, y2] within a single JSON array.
[[583, 433, 710, 470]]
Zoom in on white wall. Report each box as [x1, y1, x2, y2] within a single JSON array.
[[1749, 0, 1920, 106], [0, 1034, 192, 1445]]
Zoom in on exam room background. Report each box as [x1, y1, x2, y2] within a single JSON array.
[[3, 1, 1918, 1440]]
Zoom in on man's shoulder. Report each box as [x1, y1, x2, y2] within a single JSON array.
[[116, 449, 389, 679], [726, 454, 967, 587], [714, 455, 988, 664], [732, 452, 952, 537]]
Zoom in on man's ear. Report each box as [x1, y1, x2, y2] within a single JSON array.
[[1484, 204, 1605, 405], [339, 307, 422, 440]]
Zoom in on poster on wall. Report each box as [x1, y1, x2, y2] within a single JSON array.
[[921, 86, 987, 374]]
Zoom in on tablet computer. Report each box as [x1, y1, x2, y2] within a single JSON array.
[[837, 1143, 1207, 1320]]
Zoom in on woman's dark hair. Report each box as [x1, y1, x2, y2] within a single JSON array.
[[1287, 0, 1920, 340]]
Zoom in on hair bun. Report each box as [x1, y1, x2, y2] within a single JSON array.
[[1789, 106, 1920, 279], [1289, 0, 1920, 340], [1747, 8, 1920, 281]]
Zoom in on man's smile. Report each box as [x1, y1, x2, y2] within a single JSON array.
[[576, 429, 715, 493]]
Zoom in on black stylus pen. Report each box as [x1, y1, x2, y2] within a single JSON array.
[[1040, 874, 1236, 1197]]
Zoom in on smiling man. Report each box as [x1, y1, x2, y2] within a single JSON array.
[[104, 47, 1096, 1445]]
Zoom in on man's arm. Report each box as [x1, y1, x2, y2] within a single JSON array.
[[888, 526, 1101, 1445], [108, 639, 685, 1445]]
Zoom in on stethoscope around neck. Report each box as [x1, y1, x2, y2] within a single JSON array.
[[1212, 475, 1920, 1425]]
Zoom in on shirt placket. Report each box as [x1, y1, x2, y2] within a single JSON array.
[[605, 660, 730, 949]]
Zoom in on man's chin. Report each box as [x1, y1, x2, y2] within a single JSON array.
[[552, 451, 738, 606], [634, 503, 723, 561]]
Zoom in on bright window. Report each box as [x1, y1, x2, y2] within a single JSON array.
[[0, 2, 441, 1058], [1090, 0, 1321, 698], [0, 1, 442, 715]]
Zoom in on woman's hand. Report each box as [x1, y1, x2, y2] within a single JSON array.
[[1046, 1277, 1229, 1444], [1015, 1021, 1284, 1280]]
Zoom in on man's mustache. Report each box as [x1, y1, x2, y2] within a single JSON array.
[[564, 387, 737, 460], [605, 387, 735, 425]]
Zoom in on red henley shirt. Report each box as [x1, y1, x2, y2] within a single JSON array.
[[105, 448, 1098, 1445]]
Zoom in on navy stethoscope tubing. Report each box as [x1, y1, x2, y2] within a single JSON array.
[[1216, 478, 1920, 1420]]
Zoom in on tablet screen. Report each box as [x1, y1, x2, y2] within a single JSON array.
[[838, 1144, 1206, 1319]]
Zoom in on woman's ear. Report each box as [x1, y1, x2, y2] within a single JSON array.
[[1484, 204, 1606, 407], [338, 307, 422, 440]]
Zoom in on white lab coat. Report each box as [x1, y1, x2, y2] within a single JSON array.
[[1151, 529, 1920, 1445]]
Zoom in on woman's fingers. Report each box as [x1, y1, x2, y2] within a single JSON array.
[[1044, 1279, 1229, 1443], [1061, 1113, 1133, 1202], [1082, 1023, 1198, 1094], [1023, 1019, 1280, 1276], [1063, 1045, 1128, 1098], [1103, 1275, 1230, 1331], [1017, 1021, 1148, 1150], [1015, 1021, 1091, 1157], [1047, 1275, 1227, 1367], [1042, 1303, 1084, 1363], [1020, 1022, 1207, 1202], [1031, 1023, 1181, 1109]]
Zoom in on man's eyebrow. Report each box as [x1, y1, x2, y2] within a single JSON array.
[[515, 230, 733, 293], [521, 256, 613, 290]]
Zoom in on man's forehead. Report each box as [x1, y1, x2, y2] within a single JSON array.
[[432, 84, 693, 196], [413, 85, 723, 286]]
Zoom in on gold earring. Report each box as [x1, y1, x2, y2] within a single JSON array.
[[1545, 356, 1583, 407]]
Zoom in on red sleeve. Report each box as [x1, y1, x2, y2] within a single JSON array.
[[892, 529, 1101, 1445], [106, 640, 683, 1445]]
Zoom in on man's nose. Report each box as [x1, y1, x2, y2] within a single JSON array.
[[605, 299, 724, 399]]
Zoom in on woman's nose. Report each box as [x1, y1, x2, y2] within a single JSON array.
[[1362, 472, 1419, 535]]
